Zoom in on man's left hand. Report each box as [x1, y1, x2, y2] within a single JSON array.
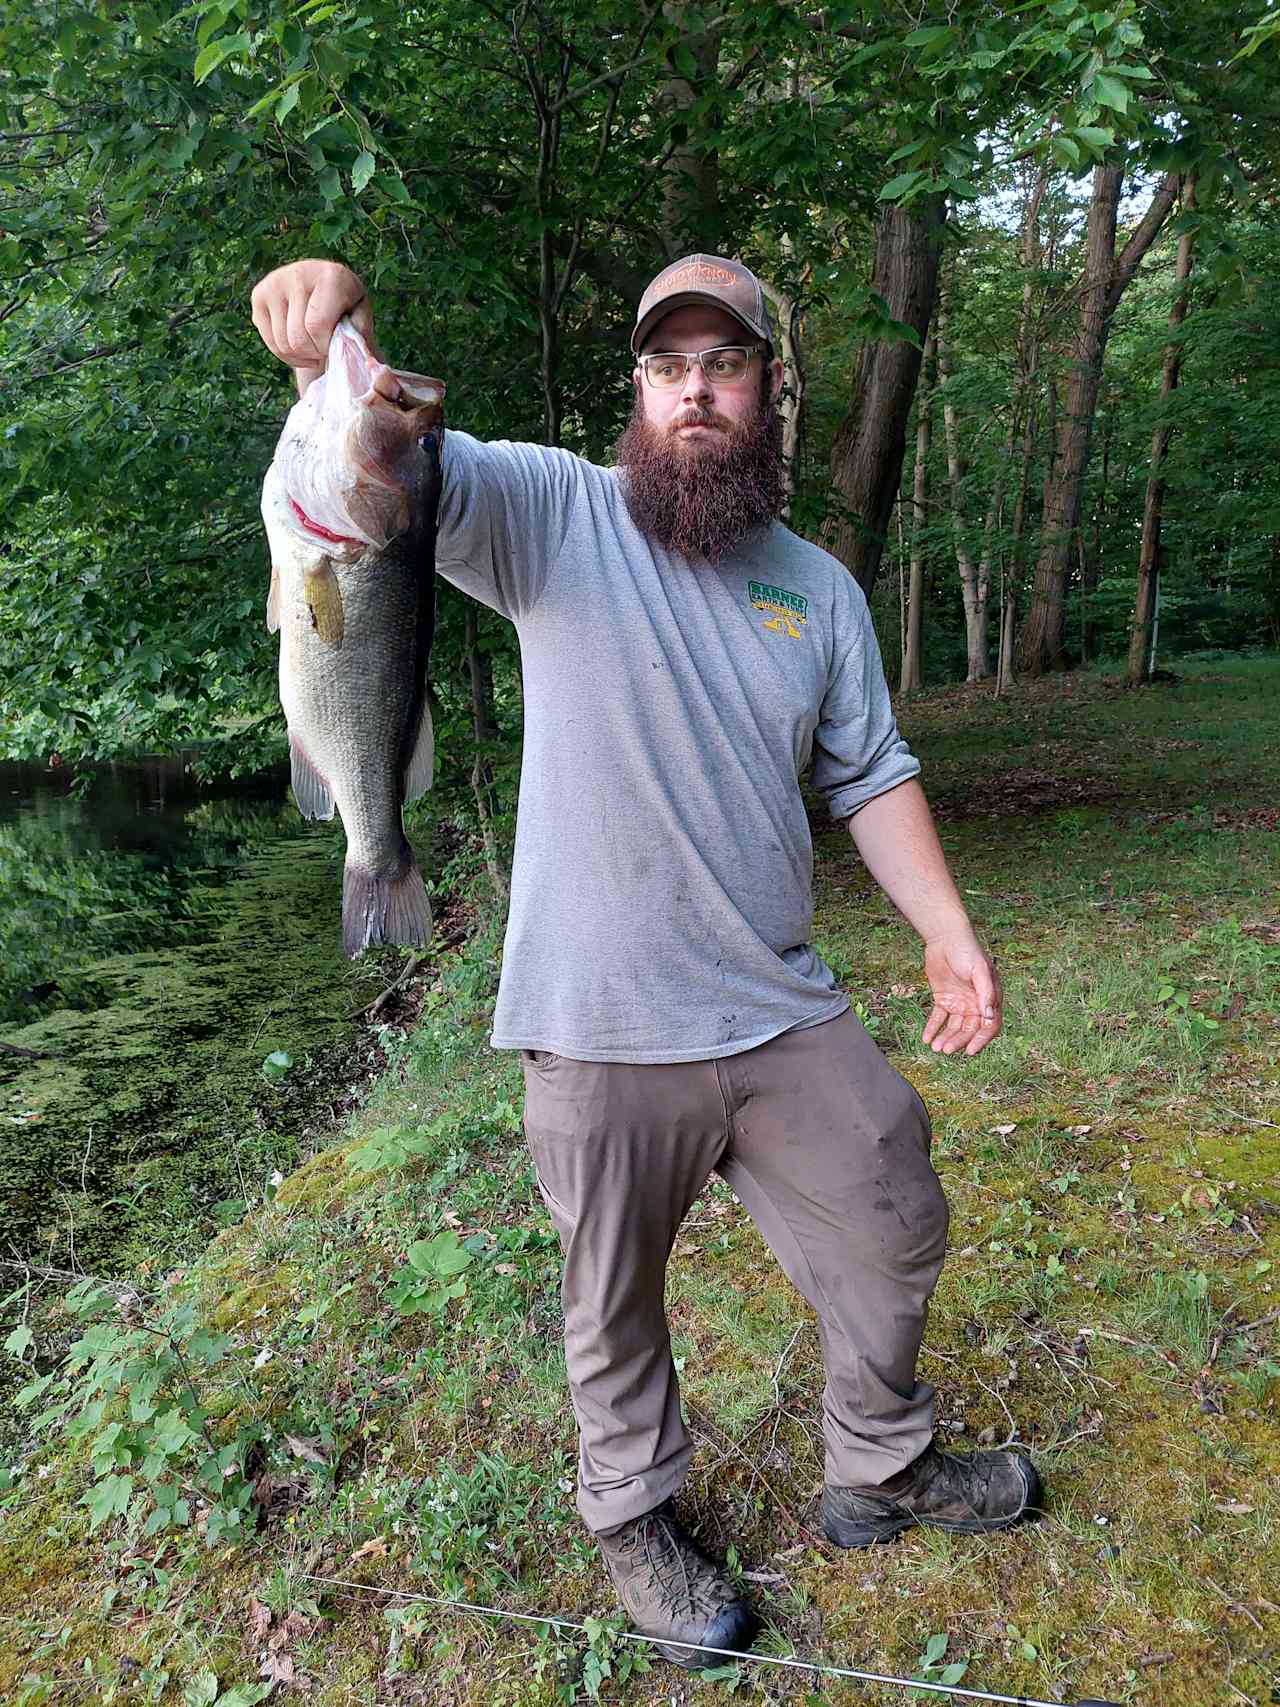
[[922, 935, 1002, 1057]]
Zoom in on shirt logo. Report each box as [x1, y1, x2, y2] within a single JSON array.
[[749, 579, 808, 640]]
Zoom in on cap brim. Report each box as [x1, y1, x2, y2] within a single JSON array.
[[631, 294, 766, 354]]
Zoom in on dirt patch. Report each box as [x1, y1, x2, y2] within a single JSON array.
[[931, 766, 1124, 821], [1211, 806, 1279, 832]]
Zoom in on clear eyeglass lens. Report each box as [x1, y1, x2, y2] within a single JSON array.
[[644, 348, 753, 387]]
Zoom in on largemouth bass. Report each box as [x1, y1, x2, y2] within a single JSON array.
[[261, 321, 444, 956]]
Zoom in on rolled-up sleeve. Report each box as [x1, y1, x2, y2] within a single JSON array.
[[811, 585, 920, 819], [434, 430, 582, 623]]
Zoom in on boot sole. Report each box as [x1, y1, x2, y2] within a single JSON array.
[[824, 1458, 1043, 1549]]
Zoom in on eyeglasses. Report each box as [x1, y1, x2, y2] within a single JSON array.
[[639, 345, 763, 389]]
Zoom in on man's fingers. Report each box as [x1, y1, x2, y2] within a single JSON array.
[[964, 1011, 1003, 1057], [287, 288, 324, 368], [251, 262, 373, 372], [303, 273, 360, 365], [937, 1007, 978, 1055], [922, 1003, 948, 1047]]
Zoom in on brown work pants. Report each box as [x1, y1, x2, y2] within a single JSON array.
[[520, 1009, 950, 1535]]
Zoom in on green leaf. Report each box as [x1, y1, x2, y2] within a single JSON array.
[[1073, 125, 1114, 150], [261, 1050, 292, 1080], [1090, 70, 1130, 113], [83, 1472, 134, 1530], [276, 81, 302, 121], [4, 1324, 34, 1358], [407, 1232, 472, 1277], [879, 170, 926, 201], [182, 1673, 219, 1707], [903, 25, 951, 47], [352, 150, 376, 194], [671, 42, 698, 78], [193, 30, 253, 85]]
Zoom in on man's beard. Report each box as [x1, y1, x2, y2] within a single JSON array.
[[613, 391, 786, 564]]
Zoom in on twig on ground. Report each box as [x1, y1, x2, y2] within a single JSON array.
[[973, 1373, 1022, 1449], [687, 1403, 823, 1545], [1201, 1574, 1264, 1632], [346, 928, 467, 1023]]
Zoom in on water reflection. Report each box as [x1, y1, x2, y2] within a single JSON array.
[[0, 756, 295, 1024]]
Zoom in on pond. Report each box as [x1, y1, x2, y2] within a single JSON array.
[[0, 756, 389, 1290]]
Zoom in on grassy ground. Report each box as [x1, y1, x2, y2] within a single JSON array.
[[3, 658, 1278, 1707]]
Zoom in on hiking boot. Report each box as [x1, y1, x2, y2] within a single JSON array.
[[823, 1442, 1043, 1548], [596, 1499, 758, 1669]]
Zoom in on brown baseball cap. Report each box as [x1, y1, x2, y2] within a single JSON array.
[[631, 253, 774, 354]]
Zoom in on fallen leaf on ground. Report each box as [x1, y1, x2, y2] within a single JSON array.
[[247, 1595, 272, 1642], [285, 1434, 328, 1465], [350, 1536, 388, 1561]]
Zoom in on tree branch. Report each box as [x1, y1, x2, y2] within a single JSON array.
[[1107, 170, 1181, 314]]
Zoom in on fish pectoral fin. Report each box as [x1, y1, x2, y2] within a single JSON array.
[[403, 698, 435, 804], [302, 560, 345, 647], [266, 566, 282, 634], [289, 736, 336, 821]]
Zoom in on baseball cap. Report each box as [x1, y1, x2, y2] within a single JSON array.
[[631, 253, 774, 354]]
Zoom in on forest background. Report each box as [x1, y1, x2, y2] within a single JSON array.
[[3, 0, 1279, 869]]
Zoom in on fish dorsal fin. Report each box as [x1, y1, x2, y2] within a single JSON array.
[[266, 566, 282, 634], [289, 736, 335, 821], [403, 699, 434, 803]]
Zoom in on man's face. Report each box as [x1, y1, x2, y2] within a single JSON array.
[[632, 304, 784, 443], [614, 302, 788, 564]]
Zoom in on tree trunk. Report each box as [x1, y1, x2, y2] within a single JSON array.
[[658, 3, 724, 254], [936, 297, 988, 681], [1129, 177, 1198, 686], [820, 194, 946, 597], [761, 273, 806, 515], [1018, 166, 1180, 675], [901, 330, 936, 693], [996, 167, 1048, 697]]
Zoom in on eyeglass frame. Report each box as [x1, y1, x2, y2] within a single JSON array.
[[637, 343, 768, 389]]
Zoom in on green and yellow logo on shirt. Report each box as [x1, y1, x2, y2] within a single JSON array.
[[749, 580, 808, 640]]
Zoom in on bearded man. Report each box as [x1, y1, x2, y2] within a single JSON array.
[[251, 254, 1042, 1668]]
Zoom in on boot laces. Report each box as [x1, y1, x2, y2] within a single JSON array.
[[616, 1508, 700, 1619]]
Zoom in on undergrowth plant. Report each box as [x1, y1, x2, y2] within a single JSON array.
[[14, 1280, 262, 1544]]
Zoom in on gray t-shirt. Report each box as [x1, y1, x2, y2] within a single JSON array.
[[435, 430, 920, 1063]]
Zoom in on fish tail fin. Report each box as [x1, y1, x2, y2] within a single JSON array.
[[342, 841, 432, 957]]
